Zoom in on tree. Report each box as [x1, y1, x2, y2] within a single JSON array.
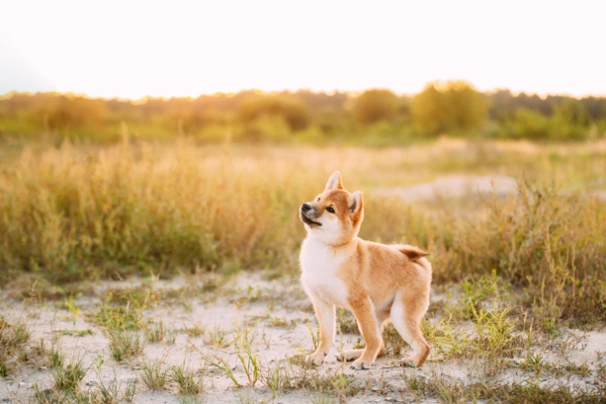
[[238, 94, 309, 131], [412, 81, 489, 135], [352, 89, 399, 125]]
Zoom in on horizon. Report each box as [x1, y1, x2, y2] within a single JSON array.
[[2, 85, 605, 103], [2, 1, 606, 99]]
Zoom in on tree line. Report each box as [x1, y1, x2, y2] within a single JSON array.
[[1, 82, 605, 144]]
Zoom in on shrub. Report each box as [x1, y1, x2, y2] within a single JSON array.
[[351, 89, 400, 125], [238, 94, 309, 131], [412, 81, 489, 135]]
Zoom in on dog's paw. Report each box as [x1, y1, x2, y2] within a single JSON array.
[[335, 349, 362, 363], [306, 352, 327, 366], [350, 358, 372, 370]]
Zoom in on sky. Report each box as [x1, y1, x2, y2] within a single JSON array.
[[1, 0, 605, 99]]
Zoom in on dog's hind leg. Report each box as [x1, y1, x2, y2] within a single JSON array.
[[390, 292, 430, 368]]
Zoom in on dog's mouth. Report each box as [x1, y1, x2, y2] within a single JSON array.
[[301, 213, 322, 227]]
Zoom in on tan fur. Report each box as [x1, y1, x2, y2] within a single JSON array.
[[299, 171, 432, 370]]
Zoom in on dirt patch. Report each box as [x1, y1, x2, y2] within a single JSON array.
[[375, 175, 518, 203], [1, 272, 604, 403]]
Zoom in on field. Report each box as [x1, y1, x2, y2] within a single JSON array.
[[1, 137, 605, 403]]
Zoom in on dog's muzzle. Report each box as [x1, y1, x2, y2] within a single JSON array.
[[300, 203, 322, 227]]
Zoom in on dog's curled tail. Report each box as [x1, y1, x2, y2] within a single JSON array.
[[393, 244, 432, 273]]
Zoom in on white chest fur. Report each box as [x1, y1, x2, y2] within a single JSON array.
[[300, 237, 351, 308]]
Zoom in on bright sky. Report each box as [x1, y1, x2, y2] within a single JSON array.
[[1, 0, 605, 99]]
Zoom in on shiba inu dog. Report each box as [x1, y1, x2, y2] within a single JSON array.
[[299, 171, 431, 369]]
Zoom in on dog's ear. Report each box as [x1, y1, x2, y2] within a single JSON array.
[[348, 191, 363, 214], [325, 171, 344, 191]]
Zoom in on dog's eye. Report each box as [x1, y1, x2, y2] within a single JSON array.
[[326, 206, 335, 214], [316, 197, 320, 202]]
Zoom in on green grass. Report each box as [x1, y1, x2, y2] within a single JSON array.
[[171, 364, 203, 396], [0, 317, 30, 376], [52, 357, 87, 392], [145, 321, 167, 343], [88, 298, 143, 330], [140, 360, 168, 390], [46, 345, 65, 369], [106, 330, 143, 362]]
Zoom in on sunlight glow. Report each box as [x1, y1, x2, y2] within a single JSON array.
[[1, 0, 605, 98]]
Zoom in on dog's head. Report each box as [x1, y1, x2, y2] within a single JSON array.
[[299, 171, 364, 244]]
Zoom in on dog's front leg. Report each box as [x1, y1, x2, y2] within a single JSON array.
[[348, 296, 381, 370], [307, 298, 335, 366]]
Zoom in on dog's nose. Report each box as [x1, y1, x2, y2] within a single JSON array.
[[301, 203, 312, 212]]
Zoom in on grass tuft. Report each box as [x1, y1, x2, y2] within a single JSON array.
[[171, 364, 203, 396], [0, 317, 30, 377], [140, 360, 168, 390], [106, 330, 143, 362], [52, 357, 87, 392]]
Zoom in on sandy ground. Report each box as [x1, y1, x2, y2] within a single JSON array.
[[374, 175, 519, 203], [1, 270, 605, 403], [374, 174, 606, 202]]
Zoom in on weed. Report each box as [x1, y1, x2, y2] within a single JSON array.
[[563, 362, 592, 377], [0, 317, 30, 376], [383, 324, 408, 355], [471, 305, 521, 358], [0, 317, 30, 350], [53, 357, 87, 392], [171, 364, 203, 396], [35, 373, 135, 403], [140, 360, 168, 390], [205, 326, 232, 348], [259, 359, 362, 397], [47, 345, 65, 369], [336, 309, 359, 335], [33, 385, 64, 404], [182, 326, 204, 338], [106, 330, 143, 361], [89, 299, 142, 330], [61, 295, 81, 324], [178, 396, 202, 404], [524, 352, 544, 372], [234, 325, 261, 387], [0, 361, 9, 378], [267, 316, 297, 329], [306, 325, 320, 351], [145, 321, 167, 343], [95, 372, 136, 403], [58, 329, 93, 337], [206, 355, 240, 387], [108, 285, 158, 309], [166, 328, 177, 344], [452, 270, 510, 320]]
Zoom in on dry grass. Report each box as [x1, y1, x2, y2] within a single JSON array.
[[1, 138, 605, 327]]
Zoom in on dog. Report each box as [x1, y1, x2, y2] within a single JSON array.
[[299, 171, 431, 370]]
